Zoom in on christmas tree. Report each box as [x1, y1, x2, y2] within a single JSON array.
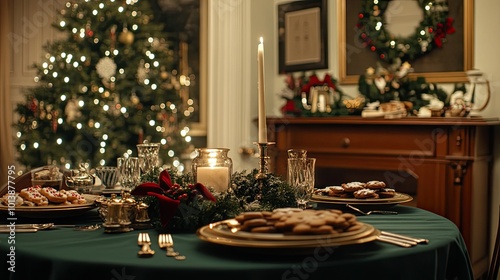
[[14, 0, 194, 171]]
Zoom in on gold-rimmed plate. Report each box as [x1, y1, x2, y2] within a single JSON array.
[[196, 219, 379, 253], [205, 219, 375, 242], [0, 194, 98, 218], [311, 192, 413, 210]]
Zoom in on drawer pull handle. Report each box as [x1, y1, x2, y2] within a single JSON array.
[[342, 138, 350, 148], [456, 136, 462, 146]]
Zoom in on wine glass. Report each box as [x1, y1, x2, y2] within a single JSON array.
[[287, 157, 316, 209]]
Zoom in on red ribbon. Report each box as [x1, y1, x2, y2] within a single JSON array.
[[131, 169, 216, 227], [301, 74, 336, 94]]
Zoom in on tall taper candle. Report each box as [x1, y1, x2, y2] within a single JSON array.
[[258, 37, 267, 143]]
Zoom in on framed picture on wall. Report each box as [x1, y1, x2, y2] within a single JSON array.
[[278, 0, 328, 73], [338, 0, 474, 84]]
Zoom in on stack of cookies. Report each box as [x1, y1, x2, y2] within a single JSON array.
[[1, 186, 87, 207], [315, 180, 396, 199], [233, 208, 361, 235]]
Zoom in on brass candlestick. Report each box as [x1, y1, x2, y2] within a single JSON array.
[[254, 142, 274, 200], [254, 142, 274, 180]]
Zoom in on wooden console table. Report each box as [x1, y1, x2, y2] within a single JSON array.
[[266, 116, 500, 279]]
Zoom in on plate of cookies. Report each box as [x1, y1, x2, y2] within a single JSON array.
[[196, 208, 380, 253], [311, 181, 413, 209], [0, 186, 98, 218]]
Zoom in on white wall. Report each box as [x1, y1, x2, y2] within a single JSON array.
[[476, 0, 500, 264]]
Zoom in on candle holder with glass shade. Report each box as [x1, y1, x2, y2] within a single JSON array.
[[466, 70, 491, 115], [446, 70, 491, 117], [192, 148, 233, 192]]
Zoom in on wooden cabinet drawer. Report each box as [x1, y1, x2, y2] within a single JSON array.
[[285, 124, 436, 157]]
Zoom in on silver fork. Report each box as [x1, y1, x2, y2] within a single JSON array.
[[137, 232, 155, 257], [158, 233, 186, 260], [346, 204, 398, 215]]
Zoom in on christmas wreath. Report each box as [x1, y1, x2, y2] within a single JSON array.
[[356, 0, 455, 64], [133, 167, 297, 232]]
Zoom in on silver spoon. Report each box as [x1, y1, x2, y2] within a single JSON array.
[[346, 204, 398, 215]]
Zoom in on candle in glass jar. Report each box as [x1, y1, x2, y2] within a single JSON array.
[[257, 37, 267, 143], [196, 166, 230, 192]]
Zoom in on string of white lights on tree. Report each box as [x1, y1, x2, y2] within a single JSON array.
[[15, 0, 195, 172]]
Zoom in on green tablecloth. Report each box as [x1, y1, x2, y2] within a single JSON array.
[[0, 206, 473, 280]]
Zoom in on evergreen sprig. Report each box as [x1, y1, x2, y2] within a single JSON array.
[[142, 168, 297, 232]]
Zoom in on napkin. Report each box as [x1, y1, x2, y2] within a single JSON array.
[[131, 169, 215, 227]]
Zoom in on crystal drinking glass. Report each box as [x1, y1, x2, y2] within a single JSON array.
[[136, 143, 160, 175], [95, 166, 119, 189], [287, 157, 316, 209], [119, 157, 140, 190]]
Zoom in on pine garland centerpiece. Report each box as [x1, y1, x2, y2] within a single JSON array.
[[133, 168, 298, 232]]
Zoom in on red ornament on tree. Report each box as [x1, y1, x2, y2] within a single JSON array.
[[86, 22, 93, 37], [29, 97, 38, 113]]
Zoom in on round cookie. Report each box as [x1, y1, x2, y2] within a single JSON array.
[[353, 188, 379, 199], [326, 186, 351, 197], [377, 188, 396, 198], [365, 180, 386, 189], [342, 182, 366, 192]]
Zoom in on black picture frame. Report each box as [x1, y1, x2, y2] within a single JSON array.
[[278, 0, 328, 74]]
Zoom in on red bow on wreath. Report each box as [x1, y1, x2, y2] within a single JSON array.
[[434, 17, 455, 48], [131, 169, 216, 227], [301, 74, 337, 94]]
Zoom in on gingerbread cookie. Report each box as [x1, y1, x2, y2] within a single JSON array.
[[235, 209, 359, 235]]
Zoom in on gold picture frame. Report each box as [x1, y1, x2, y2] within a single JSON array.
[[338, 0, 474, 84]]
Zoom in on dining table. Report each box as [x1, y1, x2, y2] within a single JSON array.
[[0, 204, 474, 280]]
